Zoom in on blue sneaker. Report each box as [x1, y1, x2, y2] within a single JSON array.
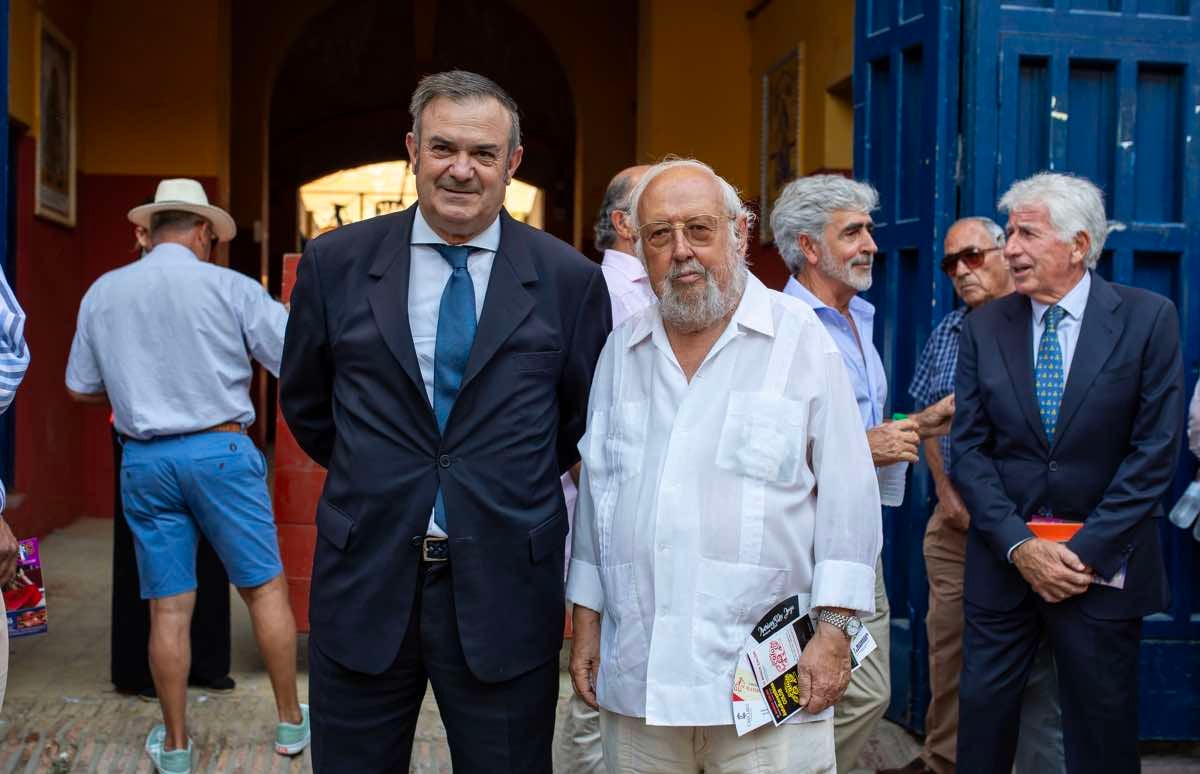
[[145, 725, 192, 774], [275, 704, 310, 755]]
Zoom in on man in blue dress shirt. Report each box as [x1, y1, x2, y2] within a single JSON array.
[[770, 175, 953, 772], [65, 179, 307, 774]]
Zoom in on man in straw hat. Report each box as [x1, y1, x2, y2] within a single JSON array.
[[65, 179, 308, 774]]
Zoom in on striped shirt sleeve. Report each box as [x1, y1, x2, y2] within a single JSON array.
[[0, 268, 29, 515]]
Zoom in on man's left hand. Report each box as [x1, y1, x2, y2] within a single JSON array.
[[0, 519, 18, 585], [795, 620, 852, 714], [915, 394, 955, 439]]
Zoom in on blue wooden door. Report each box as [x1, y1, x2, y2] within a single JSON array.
[[962, 0, 1200, 741], [854, 0, 962, 731]]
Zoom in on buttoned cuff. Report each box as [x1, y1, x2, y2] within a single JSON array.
[[811, 559, 876, 616], [565, 558, 605, 613]]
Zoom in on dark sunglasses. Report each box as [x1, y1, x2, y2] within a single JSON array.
[[941, 246, 1000, 275]]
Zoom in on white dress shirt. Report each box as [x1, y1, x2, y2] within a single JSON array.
[[1030, 270, 1091, 378], [409, 206, 501, 537], [563, 248, 659, 573], [567, 274, 882, 726], [1008, 270, 1092, 559], [601, 249, 658, 329]]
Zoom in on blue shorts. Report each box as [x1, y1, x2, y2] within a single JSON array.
[[120, 431, 284, 599]]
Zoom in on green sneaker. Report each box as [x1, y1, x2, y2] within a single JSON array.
[[275, 703, 310, 755], [144, 725, 192, 774]]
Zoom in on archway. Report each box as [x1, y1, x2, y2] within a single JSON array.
[[266, 0, 576, 295]]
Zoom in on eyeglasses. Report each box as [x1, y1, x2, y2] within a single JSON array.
[[638, 214, 733, 250], [941, 246, 1000, 275]]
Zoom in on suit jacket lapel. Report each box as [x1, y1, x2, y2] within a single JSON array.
[[1052, 272, 1122, 450], [366, 206, 431, 412], [460, 211, 536, 392], [997, 294, 1050, 448]]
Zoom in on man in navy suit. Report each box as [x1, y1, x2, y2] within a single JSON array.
[[951, 172, 1183, 773], [280, 70, 612, 773]]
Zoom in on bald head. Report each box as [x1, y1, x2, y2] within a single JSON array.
[[594, 165, 652, 255]]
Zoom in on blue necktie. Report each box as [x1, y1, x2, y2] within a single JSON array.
[[1035, 305, 1066, 442], [431, 244, 476, 531]]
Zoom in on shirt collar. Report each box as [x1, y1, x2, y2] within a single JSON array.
[[625, 272, 774, 350], [1031, 270, 1091, 324], [142, 242, 201, 263], [411, 206, 502, 253], [602, 249, 648, 282], [783, 275, 875, 322]]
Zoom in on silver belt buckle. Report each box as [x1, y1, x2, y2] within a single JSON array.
[[421, 537, 448, 562]]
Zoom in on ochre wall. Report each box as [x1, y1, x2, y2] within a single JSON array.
[[748, 0, 855, 177], [636, 0, 753, 194]]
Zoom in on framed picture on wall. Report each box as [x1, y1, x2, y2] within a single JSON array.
[[35, 16, 77, 227], [760, 45, 804, 243]]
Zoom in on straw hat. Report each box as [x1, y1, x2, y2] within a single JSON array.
[[127, 179, 236, 242]]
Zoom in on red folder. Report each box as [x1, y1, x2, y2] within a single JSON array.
[[1027, 519, 1083, 542]]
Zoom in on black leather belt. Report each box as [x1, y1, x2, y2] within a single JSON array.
[[420, 536, 449, 563]]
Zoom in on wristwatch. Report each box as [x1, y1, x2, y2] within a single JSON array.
[[816, 609, 863, 640]]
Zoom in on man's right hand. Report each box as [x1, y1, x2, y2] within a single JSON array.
[[0, 520, 17, 585], [867, 418, 920, 466], [569, 605, 602, 710], [934, 480, 970, 531], [1012, 538, 1094, 603]]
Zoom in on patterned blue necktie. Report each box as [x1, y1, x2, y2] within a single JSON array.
[[1035, 305, 1066, 442], [431, 244, 476, 531]]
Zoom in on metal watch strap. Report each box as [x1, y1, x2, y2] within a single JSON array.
[[816, 608, 853, 638]]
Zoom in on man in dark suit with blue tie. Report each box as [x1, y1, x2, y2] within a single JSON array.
[[280, 70, 612, 773], [951, 172, 1183, 774]]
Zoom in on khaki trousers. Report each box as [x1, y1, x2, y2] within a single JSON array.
[[833, 557, 891, 772], [556, 692, 605, 773], [600, 710, 835, 774], [922, 504, 1066, 774]]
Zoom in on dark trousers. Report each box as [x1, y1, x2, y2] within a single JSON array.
[[957, 593, 1142, 774], [309, 561, 559, 773], [110, 429, 232, 691]]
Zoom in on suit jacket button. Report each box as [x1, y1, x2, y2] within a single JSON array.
[[439, 454, 452, 468], [1048, 460, 1058, 472]]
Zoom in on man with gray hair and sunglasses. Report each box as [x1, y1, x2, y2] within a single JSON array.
[[769, 175, 954, 772], [882, 216, 1065, 774], [568, 158, 882, 772], [952, 172, 1181, 773]]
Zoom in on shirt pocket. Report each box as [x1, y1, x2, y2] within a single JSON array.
[[715, 392, 807, 484], [600, 561, 650, 675], [692, 557, 790, 683]]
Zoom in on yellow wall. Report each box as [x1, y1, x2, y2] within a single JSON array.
[[636, 0, 753, 195], [78, 0, 227, 179], [8, 0, 229, 184], [636, 0, 854, 200], [748, 0, 855, 178]]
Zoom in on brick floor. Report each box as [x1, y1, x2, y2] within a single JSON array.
[[3, 519, 1195, 772]]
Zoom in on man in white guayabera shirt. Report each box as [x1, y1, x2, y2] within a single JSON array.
[[566, 158, 882, 774]]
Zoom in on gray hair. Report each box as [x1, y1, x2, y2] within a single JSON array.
[[951, 216, 1006, 248], [770, 175, 879, 274], [998, 172, 1107, 267], [150, 210, 207, 240], [593, 175, 633, 252], [626, 158, 756, 259], [409, 70, 521, 154]]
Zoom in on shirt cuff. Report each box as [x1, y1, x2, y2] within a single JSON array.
[[1007, 537, 1033, 563], [565, 558, 604, 613], [65, 375, 104, 395], [811, 559, 876, 617]]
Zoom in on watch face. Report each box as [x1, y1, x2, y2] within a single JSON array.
[[845, 618, 863, 637]]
